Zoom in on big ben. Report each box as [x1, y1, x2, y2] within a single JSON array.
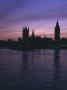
[[55, 20, 60, 44]]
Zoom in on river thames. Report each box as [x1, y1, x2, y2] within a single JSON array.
[[0, 49, 67, 90]]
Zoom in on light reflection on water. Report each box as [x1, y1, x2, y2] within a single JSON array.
[[0, 49, 67, 89]]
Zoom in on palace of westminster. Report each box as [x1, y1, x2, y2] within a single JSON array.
[[22, 20, 60, 44], [0, 21, 67, 49]]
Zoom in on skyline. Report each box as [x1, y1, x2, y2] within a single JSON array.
[[0, 0, 67, 40]]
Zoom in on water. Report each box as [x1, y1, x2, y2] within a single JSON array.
[[0, 49, 67, 90]]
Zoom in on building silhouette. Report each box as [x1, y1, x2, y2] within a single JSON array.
[[1, 21, 67, 50], [31, 30, 35, 38], [22, 27, 29, 40], [55, 20, 60, 44]]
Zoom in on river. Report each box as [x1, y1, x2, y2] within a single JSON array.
[[0, 49, 67, 90]]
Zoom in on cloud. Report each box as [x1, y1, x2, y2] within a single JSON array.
[[0, 0, 67, 25], [0, 0, 33, 20], [0, 0, 67, 39]]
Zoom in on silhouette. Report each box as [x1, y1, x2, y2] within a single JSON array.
[[22, 27, 29, 41], [31, 30, 35, 38], [55, 21, 60, 42], [0, 21, 67, 50], [55, 20, 60, 46]]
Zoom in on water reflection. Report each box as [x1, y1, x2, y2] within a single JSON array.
[[17, 49, 62, 89], [22, 52, 29, 72], [21, 50, 54, 89], [21, 52, 32, 88], [0, 49, 67, 89], [53, 49, 61, 89]]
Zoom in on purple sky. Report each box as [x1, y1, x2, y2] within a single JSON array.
[[0, 0, 67, 40]]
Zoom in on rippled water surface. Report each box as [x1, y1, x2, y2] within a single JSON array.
[[0, 49, 67, 90]]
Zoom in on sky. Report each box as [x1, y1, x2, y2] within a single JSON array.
[[0, 0, 67, 40]]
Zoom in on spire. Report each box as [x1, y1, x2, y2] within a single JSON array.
[[56, 20, 59, 27], [32, 29, 35, 38], [32, 30, 34, 35], [55, 20, 60, 43]]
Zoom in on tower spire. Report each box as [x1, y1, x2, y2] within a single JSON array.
[[55, 20, 60, 44], [56, 20, 59, 27], [32, 29, 35, 38]]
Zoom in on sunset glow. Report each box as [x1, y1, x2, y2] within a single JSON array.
[[0, 0, 67, 40]]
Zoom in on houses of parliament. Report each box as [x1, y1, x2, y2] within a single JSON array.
[[22, 20, 61, 49], [22, 20, 60, 44], [0, 21, 67, 50]]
